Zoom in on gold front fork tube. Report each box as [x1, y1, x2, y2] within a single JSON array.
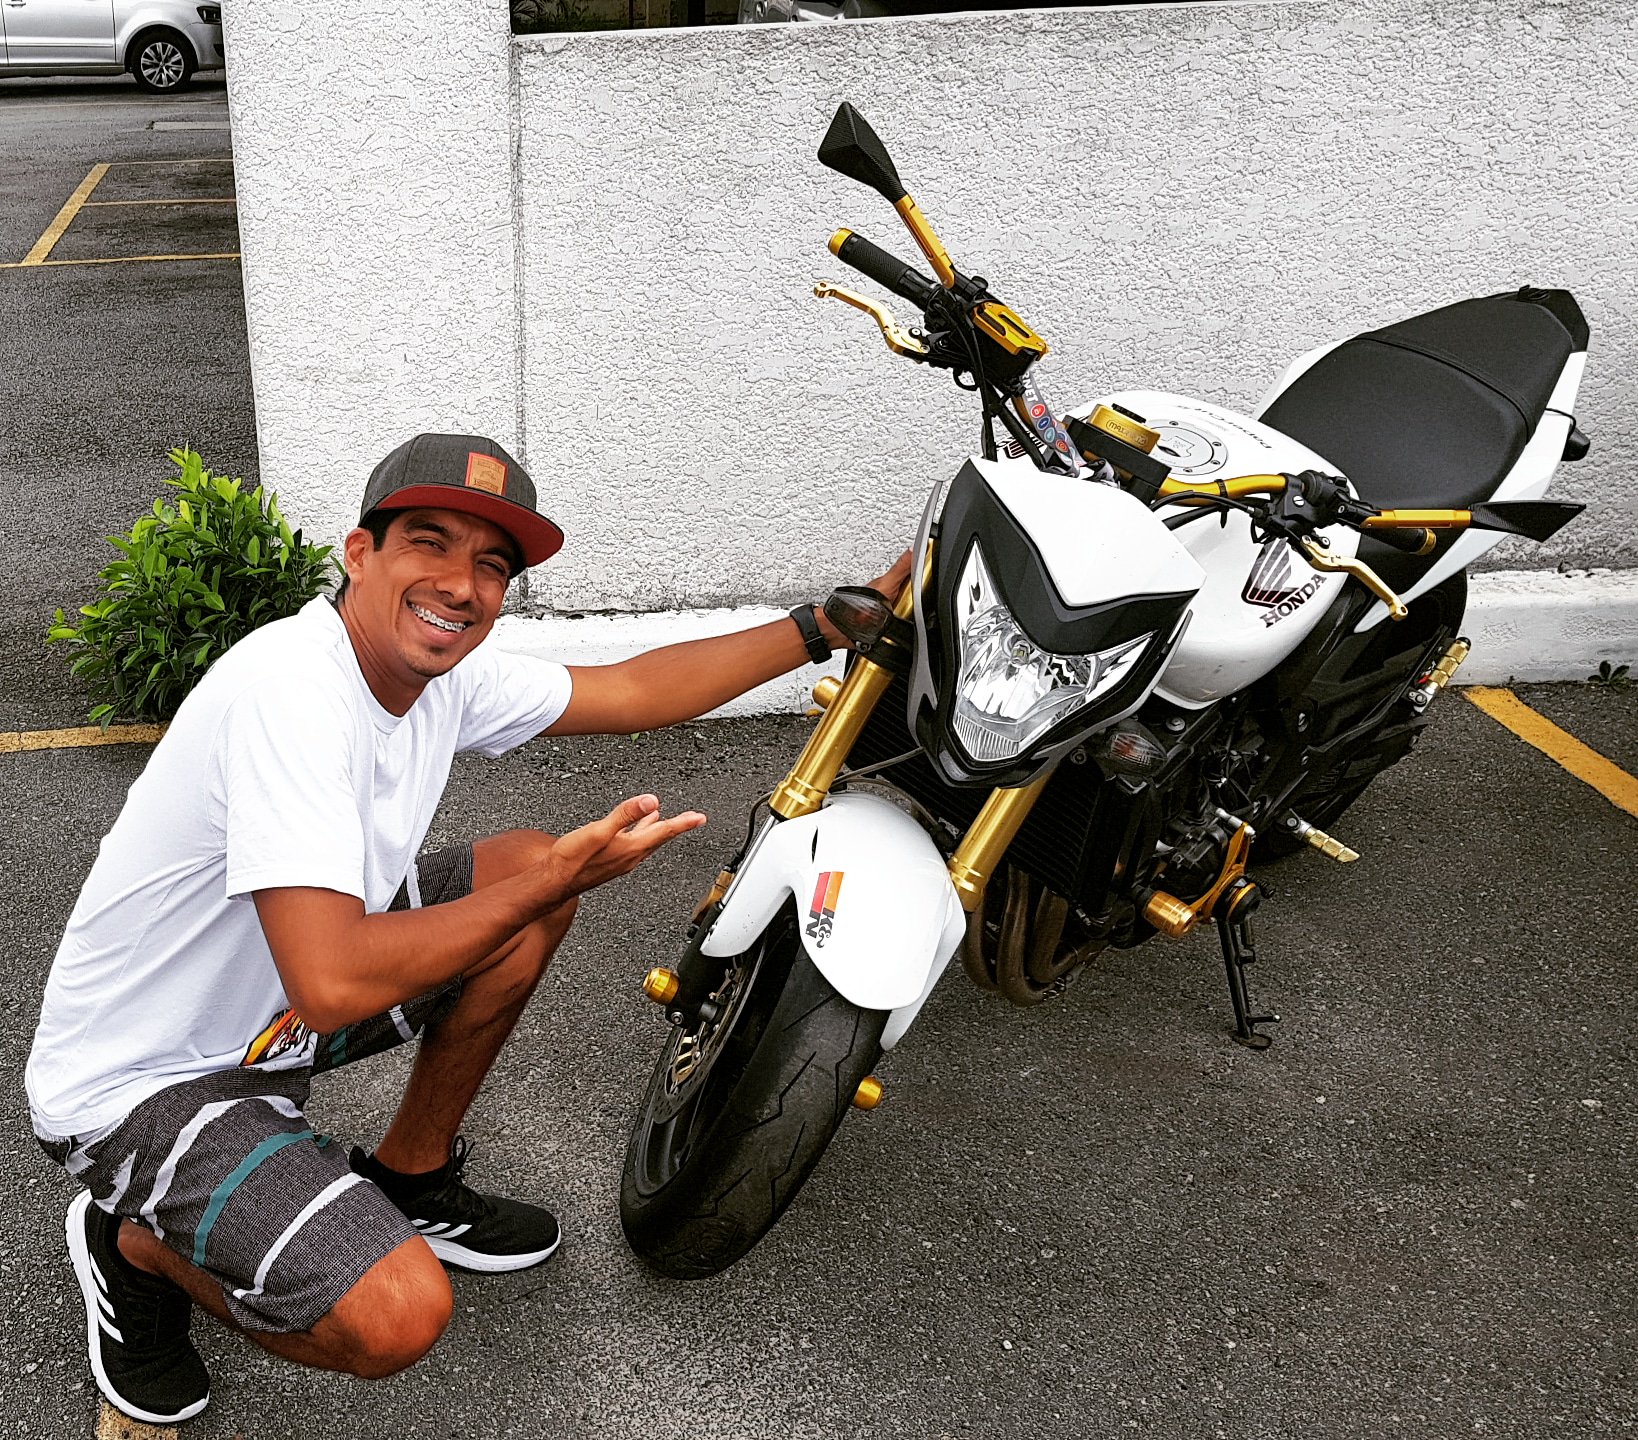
[[768, 579, 920, 821], [947, 770, 1053, 912]]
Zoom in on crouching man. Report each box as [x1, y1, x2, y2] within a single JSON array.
[[26, 433, 909, 1424]]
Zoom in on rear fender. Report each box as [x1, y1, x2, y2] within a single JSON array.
[[701, 792, 967, 1046]]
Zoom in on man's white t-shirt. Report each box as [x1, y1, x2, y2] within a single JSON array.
[[25, 597, 572, 1139]]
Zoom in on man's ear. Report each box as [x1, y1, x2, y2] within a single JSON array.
[[341, 527, 374, 585]]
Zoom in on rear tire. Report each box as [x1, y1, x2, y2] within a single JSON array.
[[1260, 572, 1467, 858], [620, 903, 886, 1279]]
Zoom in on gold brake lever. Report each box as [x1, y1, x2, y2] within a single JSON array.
[[813, 281, 929, 359], [1299, 538, 1408, 620]]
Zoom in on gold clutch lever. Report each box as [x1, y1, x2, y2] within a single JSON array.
[[813, 281, 929, 359], [1299, 538, 1408, 620]]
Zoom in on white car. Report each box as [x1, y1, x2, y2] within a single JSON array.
[[0, 0, 223, 92]]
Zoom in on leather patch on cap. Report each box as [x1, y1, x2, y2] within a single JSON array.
[[465, 452, 508, 496]]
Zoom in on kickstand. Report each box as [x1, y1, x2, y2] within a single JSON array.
[[1215, 882, 1278, 1050]]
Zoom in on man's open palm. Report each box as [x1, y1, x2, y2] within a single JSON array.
[[543, 795, 706, 902]]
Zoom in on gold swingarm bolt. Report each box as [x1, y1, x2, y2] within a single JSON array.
[[813, 281, 929, 359]]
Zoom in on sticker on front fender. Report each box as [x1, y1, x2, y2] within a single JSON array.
[[700, 793, 966, 1014]]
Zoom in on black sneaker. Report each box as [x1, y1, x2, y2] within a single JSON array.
[[350, 1136, 561, 1273], [65, 1190, 210, 1424]]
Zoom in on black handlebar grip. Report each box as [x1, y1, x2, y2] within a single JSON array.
[[830, 230, 941, 309], [1366, 525, 1436, 556]]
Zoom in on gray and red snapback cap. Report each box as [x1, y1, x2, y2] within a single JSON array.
[[359, 433, 564, 569]]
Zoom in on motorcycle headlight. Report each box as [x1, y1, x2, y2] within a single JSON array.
[[950, 545, 1152, 764]]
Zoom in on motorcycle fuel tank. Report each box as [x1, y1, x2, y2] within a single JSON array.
[[1082, 391, 1360, 709]]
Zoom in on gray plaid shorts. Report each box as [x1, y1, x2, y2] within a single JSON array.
[[38, 844, 474, 1334]]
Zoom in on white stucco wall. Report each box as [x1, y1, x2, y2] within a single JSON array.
[[226, 0, 1638, 686], [515, 0, 1634, 608], [222, 0, 520, 553]]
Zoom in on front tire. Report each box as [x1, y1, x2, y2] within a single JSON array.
[[620, 902, 886, 1279], [129, 30, 195, 93]]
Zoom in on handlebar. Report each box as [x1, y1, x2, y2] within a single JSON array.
[[1363, 524, 1437, 556], [828, 229, 941, 310]]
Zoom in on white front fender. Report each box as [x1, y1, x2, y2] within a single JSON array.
[[701, 792, 968, 1048]]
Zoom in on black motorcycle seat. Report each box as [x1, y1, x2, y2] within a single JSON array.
[[1259, 288, 1585, 591], [1261, 289, 1582, 512]]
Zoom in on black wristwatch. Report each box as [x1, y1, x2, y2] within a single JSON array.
[[788, 603, 833, 664]]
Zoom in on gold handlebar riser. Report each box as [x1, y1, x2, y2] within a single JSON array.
[[767, 561, 923, 821], [1088, 405, 1160, 454], [893, 196, 956, 288]]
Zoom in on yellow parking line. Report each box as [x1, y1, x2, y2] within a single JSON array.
[[82, 198, 238, 207], [21, 162, 110, 265], [0, 725, 167, 754], [1, 253, 240, 268], [1464, 686, 1638, 819]]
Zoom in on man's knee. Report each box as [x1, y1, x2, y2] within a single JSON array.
[[325, 1240, 453, 1379]]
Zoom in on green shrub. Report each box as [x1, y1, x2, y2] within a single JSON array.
[[47, 448, 337, 726]]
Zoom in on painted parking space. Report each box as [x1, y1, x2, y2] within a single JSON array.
[[1513, 679, 1638, 778], [1464, 685, 1638, 819], [0, 159, 238, 269]]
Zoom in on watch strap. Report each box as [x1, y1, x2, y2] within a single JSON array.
[[788, 603, 832, 664]]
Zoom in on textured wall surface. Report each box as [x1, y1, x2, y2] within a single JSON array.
[[516, 0, 1634, 609], [229, 0, 1635, 619], [222, 0, 521, 551]]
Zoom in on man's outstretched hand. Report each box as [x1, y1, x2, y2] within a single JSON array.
[[541, 794, 706, 905]]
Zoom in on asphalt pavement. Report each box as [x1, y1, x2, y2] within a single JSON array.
[[0, 81, 1634, 1440], [0, 75, 250, 734]]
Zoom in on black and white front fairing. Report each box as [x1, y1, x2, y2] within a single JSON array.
[[908, 458, 1205, 788]]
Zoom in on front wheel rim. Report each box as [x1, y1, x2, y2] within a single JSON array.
[[140, 42, 185, 87], [629, 913, 796, 1195]]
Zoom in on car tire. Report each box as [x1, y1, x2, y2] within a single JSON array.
[[129, 29, 196, 93]]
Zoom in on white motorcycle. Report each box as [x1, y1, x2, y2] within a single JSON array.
[[619, 104, 1589, 1279]]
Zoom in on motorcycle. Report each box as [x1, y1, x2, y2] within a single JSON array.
[[618, 103, 1590, 1279]]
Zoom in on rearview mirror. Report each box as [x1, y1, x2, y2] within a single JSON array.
[[818, 102, 907, 204]]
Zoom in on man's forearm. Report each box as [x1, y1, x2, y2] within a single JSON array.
[[256, 870, 565, 1032], [555, 617, 821, 735]]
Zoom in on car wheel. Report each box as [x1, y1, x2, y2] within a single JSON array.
[[130, 31, 195, 93]]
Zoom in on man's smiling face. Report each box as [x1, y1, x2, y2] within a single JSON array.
[[338, 508, 519, 713]]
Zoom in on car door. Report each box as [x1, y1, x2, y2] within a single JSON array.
[[1, 0, 117, 67]]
